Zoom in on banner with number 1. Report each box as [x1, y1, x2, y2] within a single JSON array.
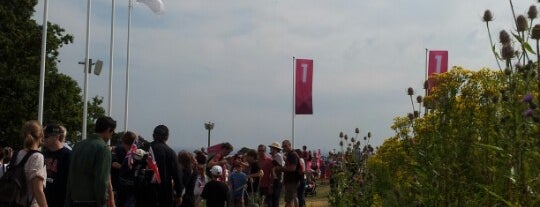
[[427, 51, 448, 93], [296, 59, 313, 115]]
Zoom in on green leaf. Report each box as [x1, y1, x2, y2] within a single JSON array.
[[523, 42, 536, 54], [477, 184, 517, 207], [475, 143, 503, 151]]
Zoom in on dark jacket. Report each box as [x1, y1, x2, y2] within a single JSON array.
[[150, 141, 184, 207], [66, 136, 111, 207], [180, 168, 197, 207]]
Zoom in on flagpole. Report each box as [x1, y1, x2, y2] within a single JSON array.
[[38, 0, 49, 125], [82, 0, 92, 140], [108, 0, 115, 116], [424, 48, 428, 115], [124, 0, 132, 131], [292, 56, 296, 149]]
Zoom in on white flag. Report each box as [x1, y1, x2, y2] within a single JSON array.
[[136, 0, 165, 15]]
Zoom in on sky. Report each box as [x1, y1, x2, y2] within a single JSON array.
[[31, 0, 534, 152]]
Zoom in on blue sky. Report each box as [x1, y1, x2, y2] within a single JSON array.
[[32, 0, 534, 152]]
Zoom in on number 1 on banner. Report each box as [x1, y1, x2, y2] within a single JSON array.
[[435, 55, 442, 73], [301, 64, 308, 83]]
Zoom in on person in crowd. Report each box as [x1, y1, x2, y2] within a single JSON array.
[[245, 149, 263, 205], [229, 162, 247, 207], [116, 131, 138, 207], [295, 149, 306, 207], [268, 142, 284, 207], [194, 151, 208, 207], [207, 142, 234, 182], [43, 123, 71, 207], [0, 146, 5, 177], [202, 165, 230, 207], [66, 116, 116, 207], [178, 151, 197, 207], [0, 147, 13, 177], [257, 144, 273, 207], [148, 125, 184, 207], [11, 121, 48, 207], [276, 140, 300, 207]]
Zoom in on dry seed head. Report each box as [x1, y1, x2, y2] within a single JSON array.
[[407, 87, 414, 96], [483, 10, 493, 22], [499, 30, 511, 44], [532, 24, 540, 39], [529, 6, 538, 19], [501, 44, 514, 60], [407, 113, 414, 121], [355, 128, 359, 134], [416, 95, 423, 103], [517, 15, 528, 32]]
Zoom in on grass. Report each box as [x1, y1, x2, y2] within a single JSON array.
[[304, 180, 330, 207]]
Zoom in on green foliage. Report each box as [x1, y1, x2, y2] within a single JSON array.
[[0, 0, 104, 147]]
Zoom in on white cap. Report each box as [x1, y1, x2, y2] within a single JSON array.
[[210, 165, 223, 176]]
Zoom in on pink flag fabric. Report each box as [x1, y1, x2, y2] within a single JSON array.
[[147, 147, 162, 184], [427, 51, 448, 93], [295, 59, 313, 115]]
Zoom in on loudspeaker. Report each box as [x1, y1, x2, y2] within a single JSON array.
[[94, 60, 103, 76]]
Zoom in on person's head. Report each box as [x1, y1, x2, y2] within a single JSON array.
[[3, 147, 13, 163], [233, 162, 244, 172], [269, 142, 282, 154], [94, 116, 116, 141], [210, 165, 223, 179], [121, 131, 137, 151], [43, 123, 65, 151], [60, 125, 67, 140], [153, 125, 169, 142], [303, 145, 307, 151], [178, 150, 194, 170], [245, 149, 258, 163], [295, 149, 302, 156], [221, 142, 233, 156], [21, 120, 43, 150], [257, 144, 266, 158], [282, 140, 292, 153]]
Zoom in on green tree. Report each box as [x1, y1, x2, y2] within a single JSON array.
[[0, 0, 105, 147]]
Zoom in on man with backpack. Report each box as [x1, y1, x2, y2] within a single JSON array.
[[66, 116, 116, 207], [43, 124, 71, 207]]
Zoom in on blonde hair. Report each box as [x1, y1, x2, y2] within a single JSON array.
[[21, 120, 43, 149]]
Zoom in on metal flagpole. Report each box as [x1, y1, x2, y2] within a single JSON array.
[[38, 0, 49, 124], [108, 0, 116, 116], [82, 0, 92, 140], [425, 48, 428, 115], [292, 56, 296, 149], [124, 0, 132, 131]]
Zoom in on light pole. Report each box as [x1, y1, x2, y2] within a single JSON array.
[[78, 58, 103, 140], [204, 122, 214, 149]]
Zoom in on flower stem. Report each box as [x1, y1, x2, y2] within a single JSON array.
[[486, 22, 503, 71]]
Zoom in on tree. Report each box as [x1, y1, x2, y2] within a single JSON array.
[[0, 0, 104, 148]]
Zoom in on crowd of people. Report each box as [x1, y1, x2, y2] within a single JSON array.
[[0, 116, 327, 207]]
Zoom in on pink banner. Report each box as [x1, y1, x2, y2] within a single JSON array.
[[428, 51, 448, 93], [296, 59, 313, 114]]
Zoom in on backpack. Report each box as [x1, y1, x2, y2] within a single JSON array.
[[0, 150, 39, 207]]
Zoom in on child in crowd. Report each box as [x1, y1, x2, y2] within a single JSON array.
[[229, 162, 247, 207], [202, 165, 230, 207]]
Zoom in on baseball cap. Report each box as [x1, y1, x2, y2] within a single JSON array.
[[210, 165, 223, 176], [44, 124, 64, 137]]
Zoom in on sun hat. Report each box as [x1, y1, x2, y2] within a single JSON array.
[[268, 142, 282, 150]]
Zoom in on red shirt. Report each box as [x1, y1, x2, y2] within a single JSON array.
[[258, 154, 273, 188]]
